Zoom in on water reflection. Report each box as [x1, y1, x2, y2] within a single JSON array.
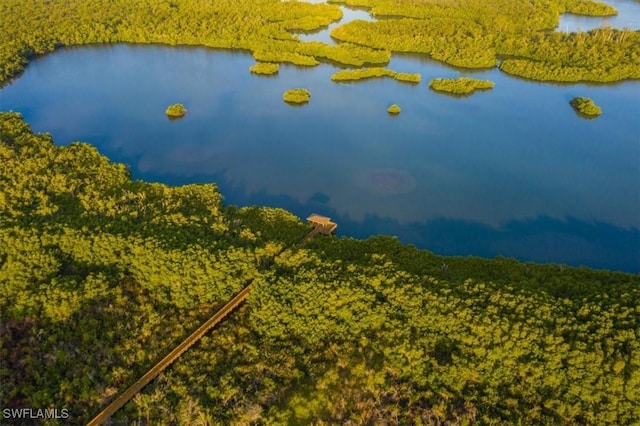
[[2, 44, 639, 272], [150, 169, 639, 272]]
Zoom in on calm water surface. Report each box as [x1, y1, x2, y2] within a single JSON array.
[[557, 0, 640, 32], [297, 4, 375, 44], [2, 44, 638, 272], [300, 0, 640, 36]]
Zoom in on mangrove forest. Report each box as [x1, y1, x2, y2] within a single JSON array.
[[1, 0, 640, 424], [570, 96, 603, 117], [1, 107, 639, 424]]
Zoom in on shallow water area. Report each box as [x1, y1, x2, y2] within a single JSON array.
[[2, 43, 639, 272], [556, 0, 640, 32], [296, 3, 376, 45]]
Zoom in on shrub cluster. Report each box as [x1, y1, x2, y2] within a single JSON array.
[[331, 67, 420, 83], [570, 96, 602, 116], [250, 62, 279, 75], [2, 112, 639, 425], [429, 77, 494, 95], [387, 104, 401, 114], [283, 88, 311, 104], [165, 103, 187, 117]]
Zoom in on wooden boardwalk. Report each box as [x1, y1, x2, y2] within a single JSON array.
[[86, 284, 252, 426], [87, 214, 337, 424]]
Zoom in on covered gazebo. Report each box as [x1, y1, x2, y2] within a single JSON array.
[[307, 213, 337, 234]]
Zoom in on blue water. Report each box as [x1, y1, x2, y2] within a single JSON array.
[[1, 44, 639, 272], [556, 0, 640, 32], [296, 4, 375, 44]]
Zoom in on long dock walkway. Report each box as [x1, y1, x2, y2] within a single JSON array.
[[86, 284, 252, 426], [87, 216, 337, 425]]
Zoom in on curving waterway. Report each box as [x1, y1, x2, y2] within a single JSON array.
[[557, 0, 640, 32], [296, 4, 375, 45], [1, 9, 639, 272]]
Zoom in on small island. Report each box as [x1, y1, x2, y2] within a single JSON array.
[[331, 67, 396, 82], [394, 72, 421, 84], [331, 68, 421, 84], [165, 103, 187, 117], [387, 104, 401, 114], [570, 97, 602, 117], [250, 62, 279, 75], [283, 88, 311, 104], [429, 77, 494, 95]]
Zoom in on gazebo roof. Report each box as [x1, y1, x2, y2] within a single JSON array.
[[307, 214, 333, 225]]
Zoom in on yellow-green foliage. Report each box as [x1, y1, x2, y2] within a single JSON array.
[[331, 67, 396, 81], [328, 0, 639, 82], [331, 67, 420, 83], [165, 103, 187, 117], [0, 0, 342, 85], [296, 42, 390, 66], [250, 62, 279, 75], [2, 112, 640, 425], [429, 77, 494, 95], [570, 96, 602, 116], [1, 0, 634, 85], [562, 0, 617, 16], [253, 48, 320, 67], [283, 88, 311, 104], [387, 104, 401, 114], [394, 72, 421, 83], [498, 28, 639, 82]]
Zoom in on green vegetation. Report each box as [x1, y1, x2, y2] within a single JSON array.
[[0, 0, 395, 86], [570, 96, 602, 117], [328, 0, 638, 82], [394, 72, 421, 83], [331, 67, 421, 83], [165, 103, 187, 117], [429, 77, 495, 95], [1, 0, 636, 86], [387, 104, 401, 114], [250, 62, 279, 75], [2, 112, 640, 424], [283, 88, 311, 104], [331, 67, 396, 81]]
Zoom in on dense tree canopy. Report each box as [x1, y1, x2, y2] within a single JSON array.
[[331, 67, 420, 83], [1, 112, 639, 424], [165, 103, 187, 117], [429, 78, 495, 95], [1, 0, 638, 86], [570, 96, 602, 117], [283, 88, 311, 104], [329, 0, 639, 82], [0, 0, 391, 86]]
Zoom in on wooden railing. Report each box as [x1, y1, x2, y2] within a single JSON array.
[[86, 284, 252, 426]]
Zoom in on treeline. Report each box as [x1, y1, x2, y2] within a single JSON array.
[[329, 0, 639, 82], [248, 236, 639, 424], [429, 77, 494, 95], [0, 0, 390, 86], [331, 67, 420, 83], [499, 28, 640, 82], [0, 112, 306, 423], [2, 0, 637, 86], [2, 112, 639, 424], [331, 17, 498, 69], [329, 0, 616, 21]]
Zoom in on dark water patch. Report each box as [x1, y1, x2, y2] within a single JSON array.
[[2, 44, 638, 272]]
